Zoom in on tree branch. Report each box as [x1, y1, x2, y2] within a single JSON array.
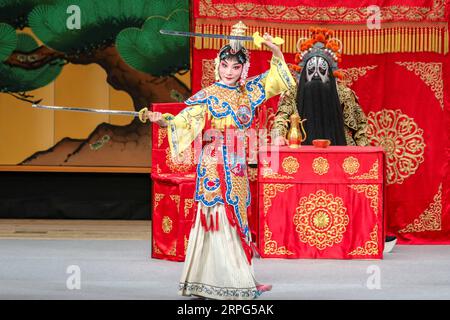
[[5, 46, 66, 69], [7, 92, 42, 104], [4, 44, 191, 108]]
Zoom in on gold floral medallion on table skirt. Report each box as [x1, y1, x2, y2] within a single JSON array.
[[157, 127, 167, 148], [282, 156, 300, 174], [312, 157, 329, 175], [184, 199, 194, 219], [349, 160, 379, 180], [152, 239, 162, 254], [293, 190, 349, 250], [262, 160, 294, 180], [162, 216, 173, 234], [170, 195, 180, 212], [343, 156, 360, 175], [168, 242, 177, 256], [154, 193, 164, 209], [348, 184, 379, 216], [165, 146, 195, 174], [263, 184, 294, 216], [348, 225, 379, 256], [367, 109, 425, 185], [264, 223, 294, 256]]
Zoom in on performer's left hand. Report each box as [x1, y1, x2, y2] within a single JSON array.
[[261, 33, 283, 59]]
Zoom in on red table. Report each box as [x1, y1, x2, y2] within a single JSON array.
[[258, 146, 386, 259], [151, 103, 197, 261], [151, 173, 196, 261]]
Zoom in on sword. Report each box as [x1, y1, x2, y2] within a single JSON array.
[[159, 30, 284, 48], [31, 104, 150, 123]]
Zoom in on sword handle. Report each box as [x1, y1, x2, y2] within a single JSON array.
[[253, 32, 284, 48], [138, 107, 148, 123]]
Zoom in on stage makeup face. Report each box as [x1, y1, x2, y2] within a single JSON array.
[[306, 56, 329, 83], [219, 58, 243, 86]]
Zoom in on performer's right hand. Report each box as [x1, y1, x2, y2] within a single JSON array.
[[272, 136, 288, 146], [147, 111, 168, 127]]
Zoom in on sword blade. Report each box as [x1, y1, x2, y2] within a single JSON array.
[[31, 104, 139, 117], [160, 29, 254, 41]]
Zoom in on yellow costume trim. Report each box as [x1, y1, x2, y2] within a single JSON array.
[[165, 104, 206, 158]]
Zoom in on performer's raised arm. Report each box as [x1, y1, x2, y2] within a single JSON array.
[[257, 33, 296, 101], [146, 104, 206, 158]]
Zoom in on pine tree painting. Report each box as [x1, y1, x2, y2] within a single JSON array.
[[0, 0, 190, 166]]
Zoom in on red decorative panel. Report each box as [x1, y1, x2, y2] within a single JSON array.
[[258, 146, 385, 259], [151, 173, 196, 262]]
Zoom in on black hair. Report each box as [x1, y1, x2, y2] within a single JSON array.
[[218, 45, 248, 64]]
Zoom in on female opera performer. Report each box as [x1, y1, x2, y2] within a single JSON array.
[[146, 32, 294, 300]]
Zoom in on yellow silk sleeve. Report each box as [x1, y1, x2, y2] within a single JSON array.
[[263, 55, 296, 100], [163, 104, 206, 158]]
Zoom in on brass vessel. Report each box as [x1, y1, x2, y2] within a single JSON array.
[[287, 114, 307, 148]]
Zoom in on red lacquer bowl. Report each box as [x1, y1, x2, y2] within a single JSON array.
[[312, 139, 331, 148]]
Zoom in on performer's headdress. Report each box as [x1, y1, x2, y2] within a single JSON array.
[[214, 21, 251, 85], [291, 27, 343, 80]]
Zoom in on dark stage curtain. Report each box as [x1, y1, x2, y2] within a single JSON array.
[[0, 172, 151, 220]]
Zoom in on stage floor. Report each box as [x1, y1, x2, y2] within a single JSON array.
[[0, 220, 449, 300], [0, 219, 151, 240]]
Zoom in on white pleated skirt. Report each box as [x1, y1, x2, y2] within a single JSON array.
[[178, 203, 259, 300]]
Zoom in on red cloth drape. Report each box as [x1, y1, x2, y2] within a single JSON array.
[[191, 0, 450, 244], [193, 0, 449, 23]]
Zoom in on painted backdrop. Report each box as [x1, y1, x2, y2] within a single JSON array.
[[0, 0, 191, 167]]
